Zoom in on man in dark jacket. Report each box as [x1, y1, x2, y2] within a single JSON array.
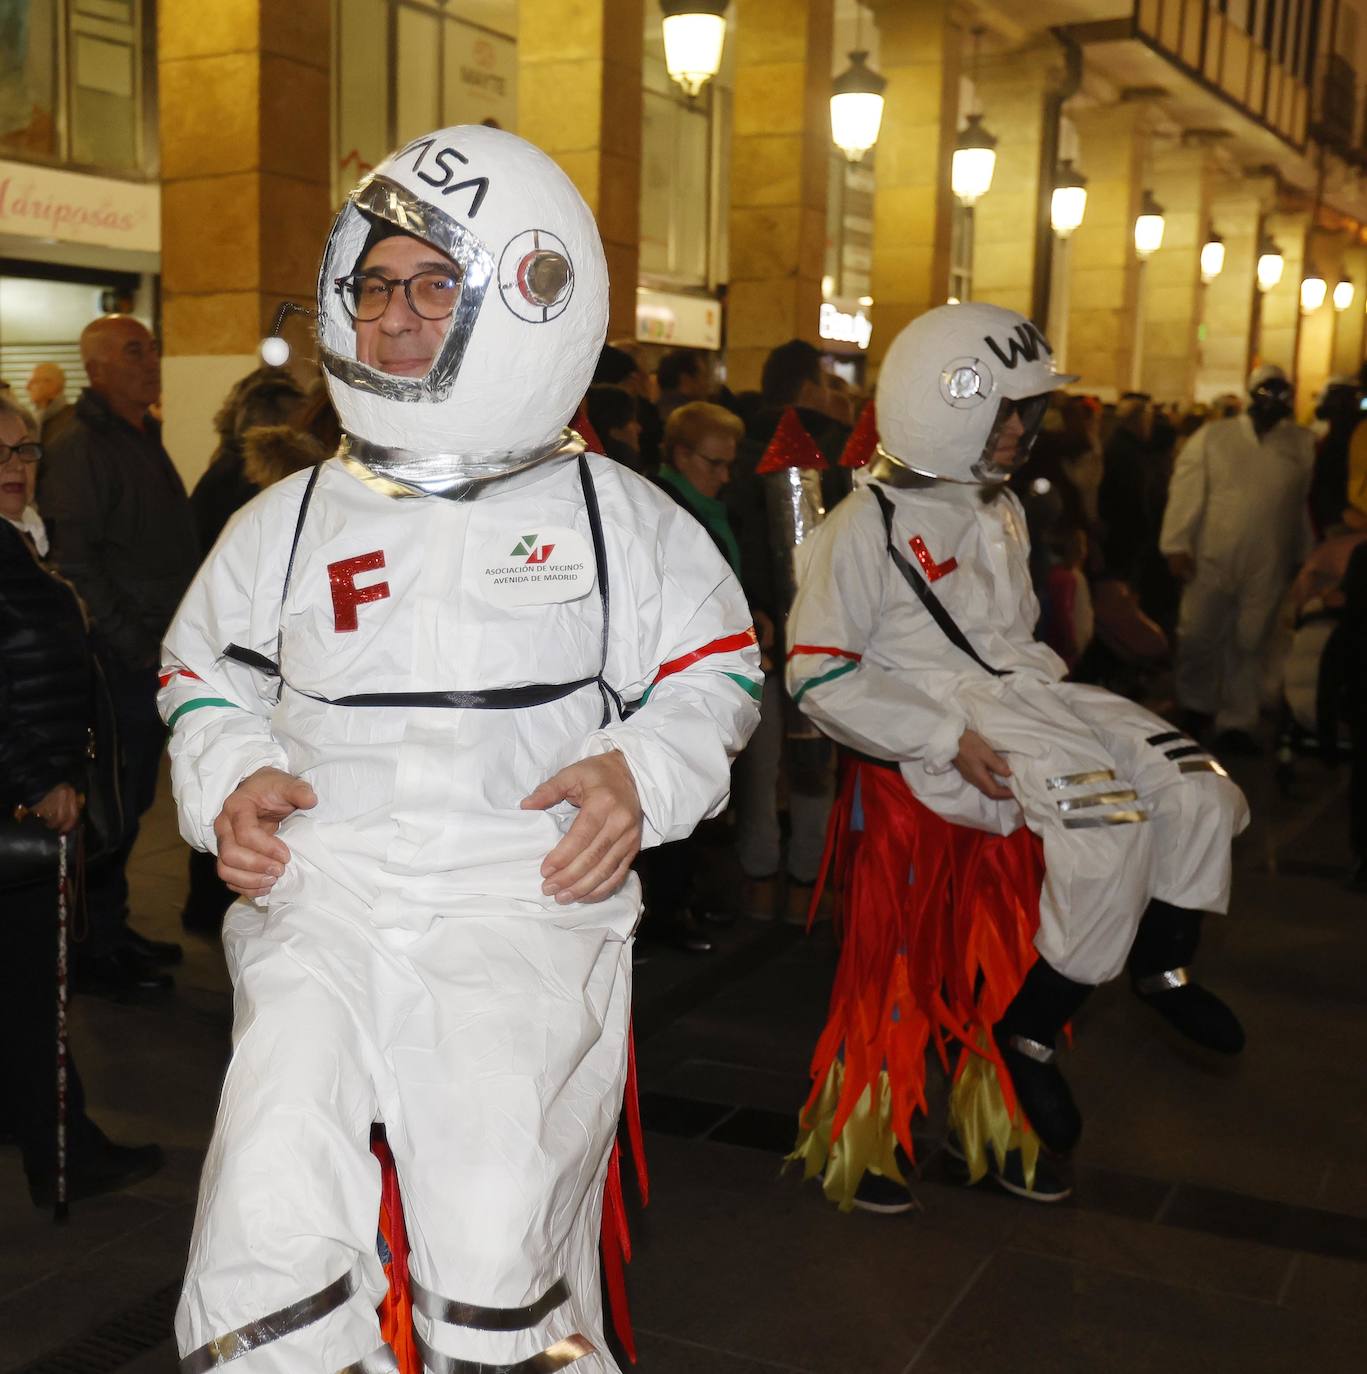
[[38, 314, 200, 997]]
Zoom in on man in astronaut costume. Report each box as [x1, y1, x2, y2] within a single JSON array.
[[1160, 363, 1315, 752], [787, 303, 1248, 1162], [159, 127, 760, 1374]]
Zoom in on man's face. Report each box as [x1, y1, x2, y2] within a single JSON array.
[[353, 234, 460, 378], [27, 364, 62, 409], [989, 409, 1028, 469], [1249, 380, 1293, 428], [674, 430, 736, 499], [87, 318, 160, 411], [679, 363, 709, 401]]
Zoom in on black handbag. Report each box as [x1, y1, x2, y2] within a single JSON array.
[[0, 657, 125, 892]]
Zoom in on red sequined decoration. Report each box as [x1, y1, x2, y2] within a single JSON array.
[[755, 407, 829, 474], [910, 535, 957, 582], [839, 399, 879, 468]]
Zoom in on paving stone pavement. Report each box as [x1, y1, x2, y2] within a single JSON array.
[[2, 747, 1363, 1373]]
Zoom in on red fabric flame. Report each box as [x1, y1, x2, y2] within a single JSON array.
[[573, 401, 605, 457], [755, 407, 829, 474], [839, 399, 878, 468]]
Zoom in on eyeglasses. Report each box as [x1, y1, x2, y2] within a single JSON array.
[[333, 269, 462, 323], [689, 449, 734, 473], [0, 441, 42, 465]]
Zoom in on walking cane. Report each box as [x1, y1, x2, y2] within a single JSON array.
[[55, 829, 71, 1224]]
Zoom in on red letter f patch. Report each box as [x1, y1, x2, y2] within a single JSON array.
[[329, 551, 390, 632]]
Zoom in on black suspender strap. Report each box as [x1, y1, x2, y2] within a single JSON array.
[[868, 483, 1009, 680], [223, 456, 621, 718]]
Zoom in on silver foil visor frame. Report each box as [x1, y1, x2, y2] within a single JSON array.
[[317, 175, 495, 404]]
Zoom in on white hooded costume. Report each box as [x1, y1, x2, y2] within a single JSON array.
[[786, 304, 1248, 985], [160, 127, 760, 1374], [1159, 364, 1315, 734]]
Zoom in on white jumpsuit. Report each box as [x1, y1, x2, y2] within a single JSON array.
[[1159, 413, 1314, 732], [159, 452, 761, 1374], [786, 477, 1248, 986]]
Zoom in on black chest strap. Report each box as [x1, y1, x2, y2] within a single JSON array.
[[223, 455, 621, 724], [868, 482, 1009, 680]]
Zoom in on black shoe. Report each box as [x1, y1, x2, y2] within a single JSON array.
[[698, 907, 736, 929], [646, 910, 714, 954], [1132, 974, 1245, 1054], [73, 948, 174, 1001], [942, 1134, 1071, 1202], [28, 1133, 164, 1208], [123, 927, 183, 965], [849, 1171, 917, 1214], [1212, 729, 1263, 758]]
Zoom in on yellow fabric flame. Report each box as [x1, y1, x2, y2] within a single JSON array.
[[787, 1061, 905, 1212], [948, 1046, 1041, 1191]]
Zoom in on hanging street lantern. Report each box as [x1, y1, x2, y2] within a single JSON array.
[[952, 113, 998, 207], [1133, 189, 1165, 259], [830, 49, 887, 162], [1333, 279, 1355, 311], [1050, 160, 1088, 237], [1200, 233, 1225, 283], [1256, 239, 1285, 292], [1300, 276, 1328, 312], [660, 1, 728, 98]]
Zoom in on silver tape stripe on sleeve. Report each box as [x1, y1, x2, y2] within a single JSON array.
[[1134, 967, 1191, 994], [181, 1267, 360, 1374], [1055, 788, 1140, 812], [337, 1347, 402, 1374], [411, 1276, 570, 1330], [1178, 758, 1229, 777], [1046, 768, 1116, 790], [1062, 809, 1148, 829], [1004, 1034, 1055, 1064], [414, 1328, 594, 1374]]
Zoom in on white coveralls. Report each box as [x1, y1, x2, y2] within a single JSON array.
[[786, 477, 1249, 986], [159, 452, 761, 1374], [1160, 413, 1315, 732]]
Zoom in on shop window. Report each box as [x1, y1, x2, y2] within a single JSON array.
[[824, 151, 874, 302], [0, 0, 59, 160], [949, 202, 974, 303]]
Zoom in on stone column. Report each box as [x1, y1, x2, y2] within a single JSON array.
[[969, 41, 1060, 320], [158, 0, 332, 486], [1136, 144, 1211, 404], [1195, 175, 1272, 402], [863, 0, 958, 375], [1060, 102, 1146, 401], [1256, 210, 1308, 378], [724, 0, 834, 391], [518, 0, 643, 341]]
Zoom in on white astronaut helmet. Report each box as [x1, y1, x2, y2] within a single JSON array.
[[317, 125, 609, 493], [875, 302, 1078, 484]]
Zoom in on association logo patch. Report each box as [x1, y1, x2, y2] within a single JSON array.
[[479, 525, 594, 606]]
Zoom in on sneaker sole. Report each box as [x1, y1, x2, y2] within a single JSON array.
[[990, 1170, 1072, 1204], [850, 1195, 917, 1215]]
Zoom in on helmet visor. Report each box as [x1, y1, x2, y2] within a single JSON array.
[[973, 392, 1052, 481]]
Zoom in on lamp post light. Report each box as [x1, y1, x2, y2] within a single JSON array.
[[830, 49, 887, 162], [1133, 189, 1165, 259], [660, 0, 728, 98], [1256, 239, 1285, 292], [952, 112, 998, 207], [1300, 276, 1328, 312], [1200, 232, 1225, 283], [1333, 278, 1355, 312], [1050, 160, 1088, 238]]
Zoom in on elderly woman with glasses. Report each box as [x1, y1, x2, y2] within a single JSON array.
[[0, 390, 163, 1207]]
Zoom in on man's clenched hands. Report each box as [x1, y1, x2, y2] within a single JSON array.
[[213, 766, 317, 897], [522, 749, 643, 905], [952, 729, 1014, 801]]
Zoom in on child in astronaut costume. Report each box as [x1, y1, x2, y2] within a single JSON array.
[[787, 303, 1248, 1179], [159, 127, 760, 1374]]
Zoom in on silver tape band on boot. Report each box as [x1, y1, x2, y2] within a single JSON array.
[[181, 1265, 361, 1373], [1046, 768, 1115, 791], [414, 1328, 594, 1374], [1134, 967, 1191, 995], [337, 1347, 402, 1374], [411, 1276, 570, 1330], [1004, 1034, 1055, 1064], [1062, 809, 1148, 829], [1055, 788, 1139, 813]]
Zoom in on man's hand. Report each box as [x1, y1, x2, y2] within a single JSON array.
[[521, 750, 643, 905], [1166, 552, 1196, 583], [754, 609, 775, 673], [32, 783, 82, 834], [213, 766, 317, 897], [952, 729, 1014, 801]]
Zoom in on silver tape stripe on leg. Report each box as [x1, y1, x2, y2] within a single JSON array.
[[1062, 809, 1148, 829], [411, 1276, 570, 1331], [181, 1266, 360, 1373], [1046, 768, 1116, 790], [1055, 788, 1139, 812], [1134, 967, 1191, 994], [1005, 1034, 1055, 1064], [337, 1347, 402, 1374], [1178, 758, 1229, 777], [414, 1328, 594, 1374]]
